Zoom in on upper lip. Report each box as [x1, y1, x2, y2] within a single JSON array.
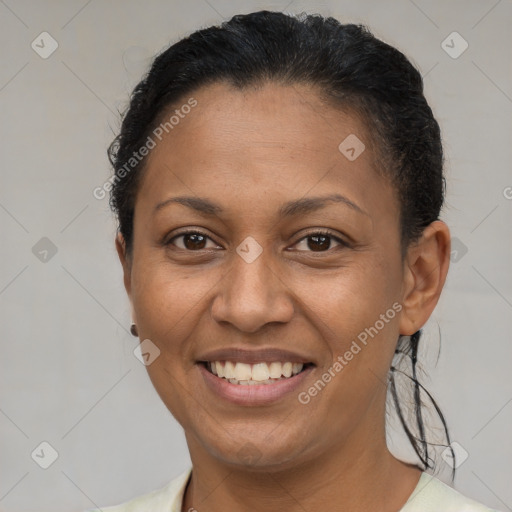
[[196, 347, 315, 365]]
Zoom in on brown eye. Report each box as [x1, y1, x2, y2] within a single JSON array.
[[307, 234, 331, 252], [167, 231, 219, 251], [294, 231, 347, 253]]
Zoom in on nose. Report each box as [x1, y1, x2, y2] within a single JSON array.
[[210, 248, 295, 333]]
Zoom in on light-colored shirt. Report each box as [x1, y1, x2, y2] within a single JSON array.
[[86, 467, 499, 511]]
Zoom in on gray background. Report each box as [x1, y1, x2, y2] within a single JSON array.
[[1, 1, 511, 511]]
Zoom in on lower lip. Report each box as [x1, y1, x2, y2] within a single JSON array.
[[197, 363, 314, 406]]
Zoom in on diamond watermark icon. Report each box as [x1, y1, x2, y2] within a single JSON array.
[[134, 339, 161, 366], [441, 441, 469, 469], [236, 236, 263, 264], [31, 32, 59, 59], [237, 442, 262, 464], [338, 134, 365, 161], [32, 237, 58, 262], [450, 237, 468, 263], [441, 32, 468, 59], [31, 441, 59, 469]]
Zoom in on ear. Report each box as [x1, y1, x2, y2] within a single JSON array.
[[115, 232, 133, 300], [399, 220, 451, 336]]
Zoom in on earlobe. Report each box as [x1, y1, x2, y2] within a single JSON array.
[[398, 221, 451, 336]]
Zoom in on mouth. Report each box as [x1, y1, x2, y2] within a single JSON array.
[[196, 358, 316, 406], [199, 360, 315, 385]]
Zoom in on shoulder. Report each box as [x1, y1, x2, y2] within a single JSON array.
[[84, 467, 192, 512], [401, 472, 499, 512]]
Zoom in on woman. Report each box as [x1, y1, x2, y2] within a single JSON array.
[[91, 11, 498, 512]]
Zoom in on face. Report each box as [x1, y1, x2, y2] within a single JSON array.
[[117, 81, 431, 472]]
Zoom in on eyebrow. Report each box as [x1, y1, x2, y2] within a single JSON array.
[[153, 193, 369, 218]]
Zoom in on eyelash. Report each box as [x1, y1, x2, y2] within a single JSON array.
[[166, 229, 349, 253]]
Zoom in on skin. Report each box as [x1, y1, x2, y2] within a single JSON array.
[[116, 81, 451, 512]]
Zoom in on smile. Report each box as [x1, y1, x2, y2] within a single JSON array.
[[206, 360, 307, 384], [198, 360, 315, 405]]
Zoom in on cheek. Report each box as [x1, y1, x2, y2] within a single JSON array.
[[131, 261, 210, 356], [307, 256, 399, 338], [130, 262, 206, 425], [133, 256, 196, 308], [306, 254, 402, 398]]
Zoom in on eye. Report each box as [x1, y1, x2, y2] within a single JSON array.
[[165, 229, 349, 253], [293, 230, 348, 253], [167, 230, 221, 251]]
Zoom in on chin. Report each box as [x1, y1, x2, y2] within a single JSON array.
[[194, 424, 314, 472]]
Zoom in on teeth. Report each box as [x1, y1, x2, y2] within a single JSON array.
[[251, 363, 270, 381], [234, 362, 252, 381], [225, 361, 236, 378], [208, 361, 304, 384], [269, 362, 282, 378], [292, 363, 303, 374]]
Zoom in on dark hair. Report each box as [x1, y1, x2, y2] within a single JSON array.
[[108, 10, 454, 478]]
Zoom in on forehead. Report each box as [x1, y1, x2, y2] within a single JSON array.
[[136, 81, 397, 224], [148, 81, 374, 159]]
